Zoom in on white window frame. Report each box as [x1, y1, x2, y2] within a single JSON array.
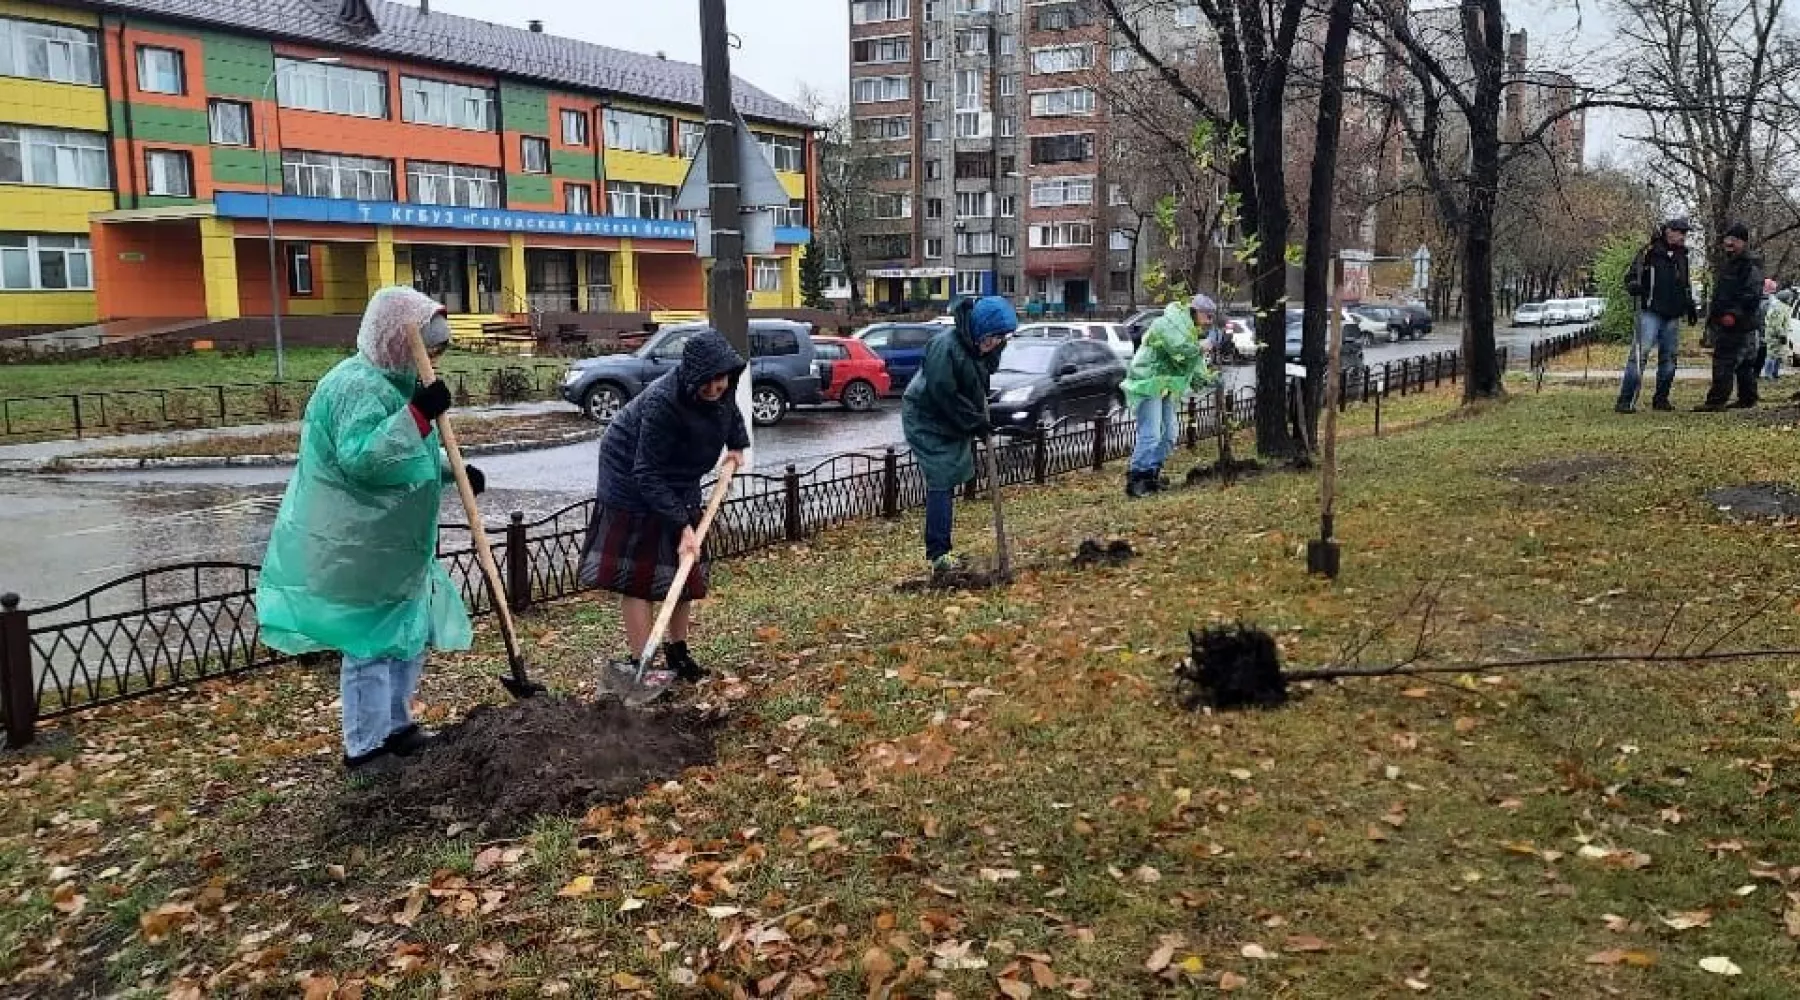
[[678, 120, 705, 158], [1108, 182, 1128, 206], [999, 116, 1015, 137], [208, 99, 252, 147], [1029, 174, 1094, 208], [871, 192, 913, 219], [955, 190, 993, 219], [606, 180, 677, 219], [282, 150, 394, 201], [955, 270, 984, 295], [851, 0, 910, 25], [1031, 43, 1096, 74], [605, 108, 673, 155], [853, 75, 911, 104], [924, 237, 943, 259], [1028, 221, 1094, 248], [401, 75, 497, 131], [1000, 34, 1017, 56], [999, 235, 1016, 258], [1030, 131, 1096, 165], [999, 194, 1017, 218], [276, 57, 386, 119], [999, 76, 1017, 97], [923, 79, 939, 102], [755, 132, 807, 172], [1108, 46, 1140, 73], [561, 108, 590, 146], [923, 38, 939, 60], [565, 182, 593, 215], [1109, 228, 1134, 251], [956, 231, 995, 255], [0, 233, 91, 291], [0, 17, 100, 86], [925, 120, 942, 141], [753, 257, 783, 292], [521, 135, 549, 174], [1000, 273, 1017, 295], [954, 110, 990, 138], [406, 160, 501, 208], [144, 149, 192, 197], [1175, 4, 1202, 28], [286, 242, 313, 295], [135, 45, 183, 95], [855, 115, 913, 141], [1029, 86, 1097, 118], [955, 29, 988, 56]]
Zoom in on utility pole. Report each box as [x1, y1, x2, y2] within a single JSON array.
[[699, 0, 748, 359]]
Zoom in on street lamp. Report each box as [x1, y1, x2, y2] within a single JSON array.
[[260, 56, 340, 380]]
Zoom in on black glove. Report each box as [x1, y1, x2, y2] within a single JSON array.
[[411, 379, 452, 422], [466, 464, 485, 496]]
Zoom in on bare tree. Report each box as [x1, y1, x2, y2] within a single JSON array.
[[795, 86, 878, 314]]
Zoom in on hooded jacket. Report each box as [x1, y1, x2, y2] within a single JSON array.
[[257, 286, 472, 660], [1123, 301, 1217, 408], [593, 329, 749, 529], [1626, 233, 1696, 322], [902, 296, 1010, 490], [1707, 249, 1766, 340]]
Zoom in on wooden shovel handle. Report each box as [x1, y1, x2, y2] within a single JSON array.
[[638, 456, 740, 667]]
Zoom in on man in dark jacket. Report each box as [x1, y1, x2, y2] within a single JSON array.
[[1698, 223, 1766, 411], [1617, 218, 1697, 412]]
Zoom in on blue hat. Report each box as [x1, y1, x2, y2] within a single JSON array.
[[970, 296, 1018, 339]]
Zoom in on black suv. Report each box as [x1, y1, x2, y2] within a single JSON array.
[[560, 319, 824, 427], [988, 338, 1127, 434]]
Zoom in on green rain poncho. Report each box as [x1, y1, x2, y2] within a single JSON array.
[[1122, 301, 1218, 407], [255, 286, 472, 661]]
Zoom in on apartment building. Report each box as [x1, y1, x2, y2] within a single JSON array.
[[0, 0, 816, 336]]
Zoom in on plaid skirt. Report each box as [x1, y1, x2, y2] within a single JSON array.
[[578, 506, 709, 602]]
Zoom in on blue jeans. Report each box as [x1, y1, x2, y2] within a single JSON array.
[[1764, 348, 1783, 379], [340, 652, 425, 757], [1129, 395, 1179, 475], [925, 488, 954, 561], [1618, 311, 1681, 406]]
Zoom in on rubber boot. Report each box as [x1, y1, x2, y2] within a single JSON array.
[[1126, 471, 1152, 499], [665, 641, 708, 684], [1151, 466, 1171, 491]]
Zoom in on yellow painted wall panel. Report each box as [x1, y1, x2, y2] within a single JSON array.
[[0, 186, 111, 232], [0, 0, 98, 27], [607, 149, 687, 187], [611, 239, 638, 311], [0, 78, 108, 131], [197, 218, 240, 320], [0, 290, 97, 325], [778, 171, 805, 200]]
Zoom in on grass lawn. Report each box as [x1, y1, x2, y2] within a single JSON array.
[[0, 347, 566, 400], [1545, 324, 1707, 373], [6, 382, 1800, 997]]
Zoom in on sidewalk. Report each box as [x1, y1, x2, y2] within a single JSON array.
[[0, 400, 575, 472]]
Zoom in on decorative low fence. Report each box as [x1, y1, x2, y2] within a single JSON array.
[[0, 362, 570, 441], [2, 335, 1585, 746]]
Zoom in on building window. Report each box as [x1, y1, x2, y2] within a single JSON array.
[[1175, 4, 1202, 28], [854, 115, 912, 141], [955, 111, 990, 138], [956, 231, 994, 255], [1032, 43, 1096, 74], [924, 120, 942, 141], [955, 190, 992, 218], [774, 198, 807, 228], [208, 99, 252, 146], [955, 69, 982, 110], [923, 79, 938, 102], [1001, 155, 1016, 175], [276, 57, 386, 118], [1108, 183, 1128, 206], [144, 149, 192, 197], [756, 133, 807, 172], [565, 182, 593, 215], [924, 159, 942, 180], [924, 237, 943, 259], [401, 76, 496, 131], [287, 243, 313, 295], [999, 235, 1016, 257], [753, 257, 783, 292], [1030, 175, 1093, 207], [0, 17, 99, 86], [607, 180, 675, 219], [1000, 34, 1016, 56], [861, 233, 911, 259], [851, 0, 909, 24], [923, 38, 939, 60], [1110, 270, 1132, 292], [955, 29, 988, 56], [955, 270, 983, 295], [871, 192, 912, 219], [853, 36, 911, 64], [135, 45, 183, 94], [0, 233, 91, 290], [1109, 47, 1141, 73], [1030, 132, 1095, 164], [1029, 222, 1093, 248], [1034, 2, 1096, 31], [923, 0, 939, 20], [678, 120, 705, 158], [1000, 273, 1017, 295], [561, 108, 590, 146], [283, 150, 394, 200], [1029, 87, 1097, 117], [605, 108, 672, 154], [1109, 228, 1134, 250], [925, 197, 943, 219], [999, 116, 1015, 137], [406, 160, 500, 207], [867, 155, 912, 180], [999, 194, 1017, 217], [853, 75, 911, 104], [955, 151, 992, 179], [521, 136, 550, 174], [999, 76, 1016, 97]]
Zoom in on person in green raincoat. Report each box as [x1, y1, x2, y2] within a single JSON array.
[[901, 295, 1014, 571], [257, 286, 482, 772], [1123, 294, 1219, 497]]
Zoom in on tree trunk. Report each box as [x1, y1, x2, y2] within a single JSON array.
[[1249, 127, 1295, 457], [1298, 0, 1354, 447], [1460, 0, 1506, 400]]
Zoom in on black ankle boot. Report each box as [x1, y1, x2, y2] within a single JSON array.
[[666, 641, 708, 683], [1126, 471, 1152, 498]]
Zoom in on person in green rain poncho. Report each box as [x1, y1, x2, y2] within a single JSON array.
[[257, 286, 486, 772], [1123, 294, 1219, 498]]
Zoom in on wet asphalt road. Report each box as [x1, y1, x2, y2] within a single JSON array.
[[1, 327, 1547, 608]]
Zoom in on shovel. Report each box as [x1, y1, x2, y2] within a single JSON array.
[[982, 435, 1013, 580], [407, 324, 546, 699], [605, 457, 740, 706]]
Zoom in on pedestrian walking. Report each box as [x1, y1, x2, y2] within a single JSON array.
[[578, 329, 747, 688], [1762, 285, 1795, 380], [1696, 223, 1765, 411], [901, 295, 1012, 573], [1124, 294, 1219, 497], [1617, 218, 1697, 413], [256, 286, 478, 773]]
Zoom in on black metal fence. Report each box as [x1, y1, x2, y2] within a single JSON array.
[[2, 336, 1587, 745], [0, 362, 570, 441]]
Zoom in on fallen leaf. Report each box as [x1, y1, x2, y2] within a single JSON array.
[[50, 883, 85, 917], [1228, 768, 1254, 781], [1785, 904, 1800, 939], [703, 905, 742, 919], [1145, 942, 1175, 973], [555, 875, 595, 898], [1133, 866, 1162, 884], [297, 973, 338, 1000], [612, 971, 649, 989], [1404, 977, 1431, 991], [1698, 956, 1742, 976], [1587, 949, 1656, 967], [1285, 935, 1331, 953], [997, 979, 1032, 999], [472, 847, 505, 874], [980, 868, 1022, 883], [1240, 943, 1275, 960], [1219, 970, 1248, 991], [1453, 716, 1479, 733], [618, 896, 645, 913], [1176, 955, 1204, 975], [861, 947, 894, 980], [1029, 961, 1057, 988], [1660, 910, 1712, 931], [1367, 824, 1391, 843], [1401, 688, 1430, 699]]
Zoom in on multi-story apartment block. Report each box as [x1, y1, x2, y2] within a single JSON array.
[[0, 0, 816, 337]]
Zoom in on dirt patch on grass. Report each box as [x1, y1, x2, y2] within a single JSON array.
[[1706, 482, 1800, 521], [1503, 454, 1633, 486], [84, 411, 591, 461], [331, 696, 721, 840], [1740, 401, 1800, 426]]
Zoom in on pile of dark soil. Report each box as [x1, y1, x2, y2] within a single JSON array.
[[1504, 455, 1631, 486], [1173, 624, 1289, 710], [896, 566, 1011, 592], [332, 697, 721, 839], [1072, 538, 1135, 568], [1186, 457, 1266, 486], [1742, 403, 1800, 426], [1707, 482, 1800, 522]]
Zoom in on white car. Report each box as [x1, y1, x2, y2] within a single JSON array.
[[1513, 302, 1548, 327], [1543, 299, 1577, 325], [1584, 297, 1608, 321], [1012, 321, 1135, 362]]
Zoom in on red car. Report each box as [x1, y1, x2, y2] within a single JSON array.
[[812, 336, 891, 412]]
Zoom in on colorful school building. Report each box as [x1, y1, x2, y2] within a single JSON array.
[[0, 0, 816, 340]]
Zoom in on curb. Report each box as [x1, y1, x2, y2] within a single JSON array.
[[3, 425, 602, 475]]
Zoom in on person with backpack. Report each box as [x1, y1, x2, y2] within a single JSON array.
[[1617, 218, 1698, 413]]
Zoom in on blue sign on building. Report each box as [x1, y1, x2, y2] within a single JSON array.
[[214, 192, 809, 245]]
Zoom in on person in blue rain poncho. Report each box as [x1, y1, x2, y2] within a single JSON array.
[[257, 286, 484, 772]]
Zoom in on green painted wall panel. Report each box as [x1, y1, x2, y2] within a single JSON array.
[[498, 80, 548, 135], [136, 194, 200, 208], [550, 148, 594, 180], [211, 146, 279, 187], [506, 172, 552, 206], [113, 101, 209, 144], [200, 30, 274, 100]]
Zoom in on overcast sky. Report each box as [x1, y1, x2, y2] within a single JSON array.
[[424, 0, 1625, 160]]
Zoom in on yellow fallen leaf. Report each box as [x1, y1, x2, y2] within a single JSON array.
[[1698, 956, 1741, 976], [612, 971, 649, 989], [555, 875, 595, 898], [1177, 955, 1204, 974]]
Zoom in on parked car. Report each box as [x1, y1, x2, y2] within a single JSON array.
[[988, 337, 1127, 434], [1013, 321, 1135, 362], [1282, 309, 1368, 373], [1513, 302, 1548, 327], [854, 322, 941, 392], [1345, 305, 1408, 345], [1121, 308, 1162, 350], [1543, 299, 1578, 325], [1582, 297, 1607, 321], [811, 336, 891, 412], [561, 319, 823, 427], [1398, 302, 1434, 336]]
